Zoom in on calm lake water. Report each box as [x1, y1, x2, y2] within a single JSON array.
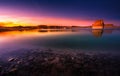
[[0, 29, 120, 55]]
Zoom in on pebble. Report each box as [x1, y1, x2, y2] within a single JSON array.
[[9, 68, 17, 72], [50, 57, 60, 64], [8, 58, 15, 62]]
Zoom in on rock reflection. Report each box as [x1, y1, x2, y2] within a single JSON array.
[[104, 30, 113, 34], [92, 29, 103, 38], [92, 29, 114, 38]]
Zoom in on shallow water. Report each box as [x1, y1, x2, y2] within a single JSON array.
[[0, 29, 120, 54]]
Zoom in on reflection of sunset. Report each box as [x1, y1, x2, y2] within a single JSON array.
[[0, 30, 75, 46], [0, 31, 46, 37], [0, 30, 70, 37]]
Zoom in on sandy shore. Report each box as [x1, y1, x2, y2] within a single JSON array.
[[0, 49, 120, 76]]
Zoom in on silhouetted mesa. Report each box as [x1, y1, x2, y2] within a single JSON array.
[[92, 20, 114, 29], [92, 20, 104, 29]]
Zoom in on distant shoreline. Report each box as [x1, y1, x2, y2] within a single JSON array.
[[0, 26, 120, 32]]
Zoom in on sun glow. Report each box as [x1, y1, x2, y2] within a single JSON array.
[[0, 15, 93, 27], [0, 16, 35, 27]]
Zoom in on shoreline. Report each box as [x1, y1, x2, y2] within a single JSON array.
[[0, 49, 120, 76]]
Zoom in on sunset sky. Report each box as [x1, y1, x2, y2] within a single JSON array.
[[0, 0, 120, 27]]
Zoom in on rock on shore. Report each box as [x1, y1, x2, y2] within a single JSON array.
[[0, 49, 120, 76]]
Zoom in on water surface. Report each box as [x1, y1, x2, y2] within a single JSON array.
[[0, 29, 120, 55]]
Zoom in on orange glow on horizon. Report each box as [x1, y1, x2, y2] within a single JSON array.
[[0, 7, 119, 27], [0, 15, 93, 27]]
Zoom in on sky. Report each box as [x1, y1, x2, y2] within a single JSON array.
[[0, 0, 120, 26]]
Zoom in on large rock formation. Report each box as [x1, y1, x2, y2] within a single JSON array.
[[92, 20, 104, 29]]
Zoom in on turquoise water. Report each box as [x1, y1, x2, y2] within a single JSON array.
[[0, 29, 120, 54]]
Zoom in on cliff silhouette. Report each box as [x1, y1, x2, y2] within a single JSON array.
[[92, 20, 114, 29]]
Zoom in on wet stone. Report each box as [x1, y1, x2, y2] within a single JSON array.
[[8, 58, 15, 62], [50, 57, 60, 64], [9, 68, 17, 72]]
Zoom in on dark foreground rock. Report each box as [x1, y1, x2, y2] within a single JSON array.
[[0, 49, 120, 76]]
